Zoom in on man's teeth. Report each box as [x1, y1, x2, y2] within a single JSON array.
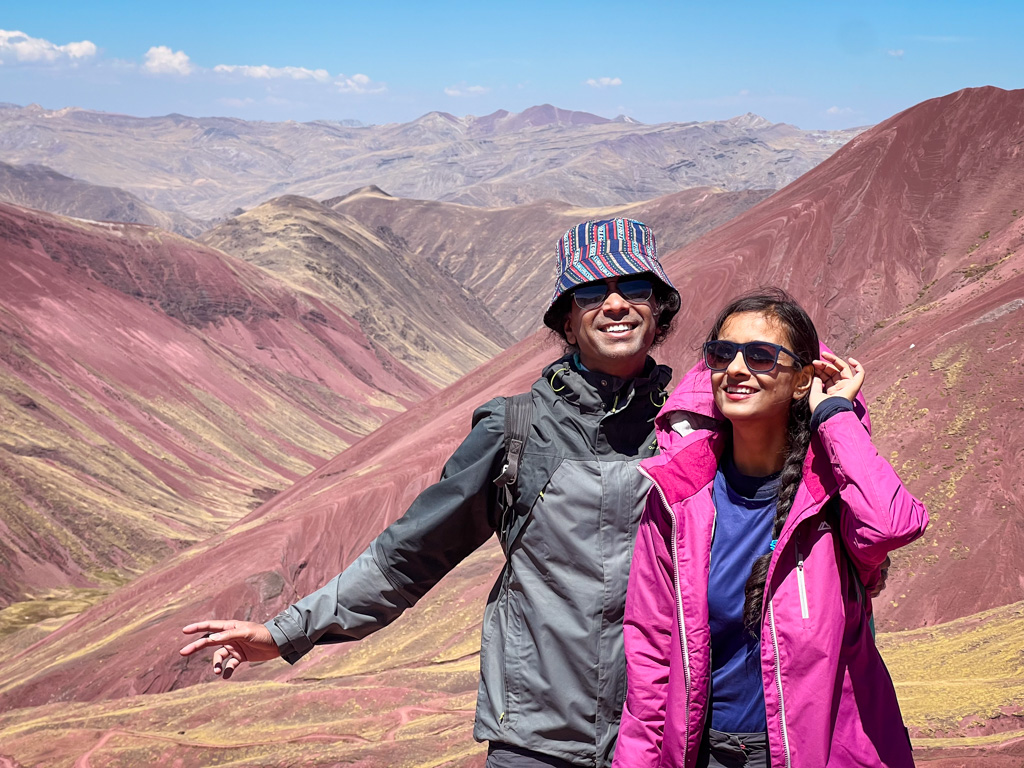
[[604, 324, 632, 333]]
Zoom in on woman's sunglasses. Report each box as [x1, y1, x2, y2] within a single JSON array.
[[703, 340, 805, 374], [573, 278, 654, 310]]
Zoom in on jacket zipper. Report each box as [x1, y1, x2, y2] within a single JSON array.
[[768, 600, 793, 768], [639, 467, 691, 766], [795, 536, 809, 620], [499, 561, 512, 726]]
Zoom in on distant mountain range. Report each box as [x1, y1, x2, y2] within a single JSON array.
[[0, 161, 205, 237], [0, 102, 864, 220], [0, 87, 1019, 768]]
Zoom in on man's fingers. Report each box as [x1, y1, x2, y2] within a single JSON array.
[[213, 645, 245, 678], [179, 633, 227, 656], [212, 646, 230, 675], [221, 657, 241, 680], [182, 619, 235, 636], [179, 625, 242, 657]]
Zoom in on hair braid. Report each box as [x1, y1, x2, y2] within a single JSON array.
[[742, 395, 813, 635]]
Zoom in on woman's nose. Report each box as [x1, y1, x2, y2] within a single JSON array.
[[726, 348, 750, 376]]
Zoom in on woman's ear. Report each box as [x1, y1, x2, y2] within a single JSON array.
[[792, 363, 814, 401]]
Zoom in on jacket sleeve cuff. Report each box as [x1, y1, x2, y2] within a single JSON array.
[[811, 396, 855, 433], [266, 612, 314, 665]]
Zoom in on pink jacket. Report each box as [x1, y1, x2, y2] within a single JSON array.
[[613, 364, 928, 768]]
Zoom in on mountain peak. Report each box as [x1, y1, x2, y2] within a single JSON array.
[[726, 112, 774, 130]]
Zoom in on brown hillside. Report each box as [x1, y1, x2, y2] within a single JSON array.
[[200, 195, 512, 387], [0, 161, 203, 237], [329, 185, 773, 339]]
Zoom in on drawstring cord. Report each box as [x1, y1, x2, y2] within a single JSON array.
[[549, 367, 568, 393], [648, 389, 668, 422]]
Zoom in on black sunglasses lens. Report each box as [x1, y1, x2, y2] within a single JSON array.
[[744, 343, 780, 371], [573, 285, 607, 308], [704, 341, 736, 370], [618, 279, 654, 302]]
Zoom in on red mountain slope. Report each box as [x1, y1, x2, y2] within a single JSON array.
[[0, 202, 432, 609], [0, 87, 1021, 764], [647, 85, 1024, 631]]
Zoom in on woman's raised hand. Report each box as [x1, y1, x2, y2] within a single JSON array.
[[809, 351, 865, 413]]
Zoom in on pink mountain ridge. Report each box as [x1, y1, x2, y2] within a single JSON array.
[[0, 86, 1022, 767]]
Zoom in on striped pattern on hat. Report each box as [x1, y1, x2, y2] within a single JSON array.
[[547, 218, 676, 314]]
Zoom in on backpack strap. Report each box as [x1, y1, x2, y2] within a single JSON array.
[[493, 392, 533, 548]]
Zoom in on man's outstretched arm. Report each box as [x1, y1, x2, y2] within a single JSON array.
[[178, 397, 508, 677]]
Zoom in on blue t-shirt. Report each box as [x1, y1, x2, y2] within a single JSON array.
[[708, 456, 780, 733]]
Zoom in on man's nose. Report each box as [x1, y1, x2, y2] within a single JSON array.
[[601, 287, 631, 312]]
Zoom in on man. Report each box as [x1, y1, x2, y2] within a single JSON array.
[[180, 218, 681, 768]]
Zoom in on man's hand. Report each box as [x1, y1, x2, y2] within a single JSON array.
[[869, 556, 892, 599], [179, 620, 280, 679], [809, 351, 865, 413]]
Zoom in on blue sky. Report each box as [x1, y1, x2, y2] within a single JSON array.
[[1, 0, 1020, 128]]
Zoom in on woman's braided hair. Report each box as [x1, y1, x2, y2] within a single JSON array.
[[704, 288, 819, 636]]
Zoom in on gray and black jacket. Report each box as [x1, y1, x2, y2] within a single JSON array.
[[267, 354, 672, 767]]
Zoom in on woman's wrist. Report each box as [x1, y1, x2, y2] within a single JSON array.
[[810, 396, 855, 432]]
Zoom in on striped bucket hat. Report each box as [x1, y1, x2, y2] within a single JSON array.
[[543, 218, 678, 330]]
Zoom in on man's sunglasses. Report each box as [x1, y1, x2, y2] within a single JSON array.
[[703, 340, 805, 374], [573, 279, 654, 310]]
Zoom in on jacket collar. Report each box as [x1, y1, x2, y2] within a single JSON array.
[[541, 354, 671, 416]]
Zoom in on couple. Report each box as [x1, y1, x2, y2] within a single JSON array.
[[181, 219, 928, 768]]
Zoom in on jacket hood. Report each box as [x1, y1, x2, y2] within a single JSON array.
[[655, 343, 872, 457]]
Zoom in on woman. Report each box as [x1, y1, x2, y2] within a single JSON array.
[[613, 289, 927, 768]]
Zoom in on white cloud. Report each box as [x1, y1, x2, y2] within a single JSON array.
[[887, 49, 905, 58], [214, 64, 331, 82], [0, 29, 97, 64], [826, 106, 854, 116], [144, 45, 193, 75], [586, 77, 622, 88], [336, 73, 386, 94], [738, 89, 752, 97], [444, 83, 490, 97]]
